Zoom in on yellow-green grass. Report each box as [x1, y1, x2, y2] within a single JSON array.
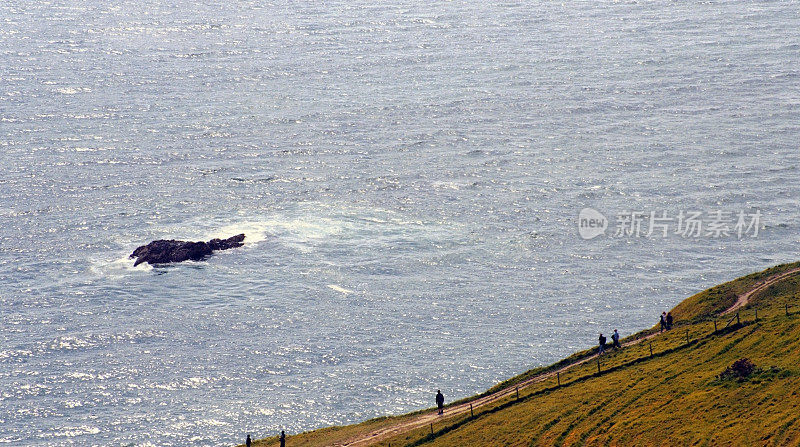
[[244, 263, 800, 447], [474, 261, 800, 397], [246, 414, 416, 447], [404, 307, 800, 446], [670, 261, 800, 323]]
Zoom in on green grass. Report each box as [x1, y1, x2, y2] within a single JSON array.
[[416, 312, 800, 446], [244, 263, 800, 447], [670, 261, 800, 323]]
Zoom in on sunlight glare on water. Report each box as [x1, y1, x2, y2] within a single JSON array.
[[1, 0, 799, 445]]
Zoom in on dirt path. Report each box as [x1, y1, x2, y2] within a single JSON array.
[[721, 267, 800, 315], [336, 267, 800, 446], [339, 332, 652, 447]]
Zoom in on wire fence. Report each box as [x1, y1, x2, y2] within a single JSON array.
[[399, 301, 797, 447], [252, 301, 797, 447]]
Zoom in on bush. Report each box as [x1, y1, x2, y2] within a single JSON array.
[[718, 358, 756, 380]]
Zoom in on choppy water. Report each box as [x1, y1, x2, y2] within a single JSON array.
[[1, 0, 799, 445]]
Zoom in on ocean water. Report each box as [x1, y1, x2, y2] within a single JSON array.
[[1, 0, 799, 445]]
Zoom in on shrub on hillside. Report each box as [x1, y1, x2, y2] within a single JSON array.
[[718, 358, 756, 380]]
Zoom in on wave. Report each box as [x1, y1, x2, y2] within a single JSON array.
[[327, 284, 354, 294], [89, 254, 152, 277]]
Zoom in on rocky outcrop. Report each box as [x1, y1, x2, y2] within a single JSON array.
[[130, 234, 245, 266]]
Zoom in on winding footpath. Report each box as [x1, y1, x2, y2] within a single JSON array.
[[336, 267, 800, 447], [721, 267, 800, 315]]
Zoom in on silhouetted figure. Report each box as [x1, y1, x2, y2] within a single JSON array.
[[660, 312, 667, 332], [436, 390, 444, 415], [666, 312, 673, 330], [611, 329, 621, 349], [246, 434, 251, 447], [279, 430, 286, 447], [598, 333, 606, 355]]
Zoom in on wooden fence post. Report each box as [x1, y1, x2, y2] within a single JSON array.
[[516, 387, 519, 399], [430, 423, 433, 435], [649, 342, 653, 356], [714, 320, 717, 332], [470, 403, 473, 417], [557, 372, 561, 387]]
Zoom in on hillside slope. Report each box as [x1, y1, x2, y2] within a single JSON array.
[[246, 262, 800, 447]]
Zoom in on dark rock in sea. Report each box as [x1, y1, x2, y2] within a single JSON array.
[[130, 234, 245, 266]]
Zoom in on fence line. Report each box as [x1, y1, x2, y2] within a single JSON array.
[[257, 304, 797, 447], [404, 302, 796, 447]]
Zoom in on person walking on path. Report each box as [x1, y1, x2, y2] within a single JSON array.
[[598, 333, 606, 355], [666, 312, 674, 330], [279, 430, 286, 447], [660, 312, 667, 332], [611, 329, 621, 349], [246, 434, 251, 447], [436, 390, 445, 415]]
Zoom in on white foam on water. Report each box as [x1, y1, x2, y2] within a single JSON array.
[[207, 217, 346, 245], [88, 254, 152, 278], [55, 87, 91, 95], [46, 425, 101, 438], [204, 205, 434, 248], [327, 284, 354, 294]]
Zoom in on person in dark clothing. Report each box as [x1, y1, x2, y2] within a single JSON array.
[[611, 329, 621, 349], [436, 390, 445, 415], [246, 434, 251, 447], [598, 333, 606, 355], [279, 430, 286, 447], [660, 312, 666, 332], [666, 312, 673, 330]]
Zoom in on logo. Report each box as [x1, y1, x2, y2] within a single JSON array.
[[576, 208, 763, 240], [578, 208, 608, 240]]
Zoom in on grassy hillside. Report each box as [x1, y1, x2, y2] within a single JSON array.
[[670, 261, 800, 322], [245, 262, 800, 447], [412, 314, 800, 446]]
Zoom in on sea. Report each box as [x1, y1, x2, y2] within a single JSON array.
[[1, 0, 798, 445]]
